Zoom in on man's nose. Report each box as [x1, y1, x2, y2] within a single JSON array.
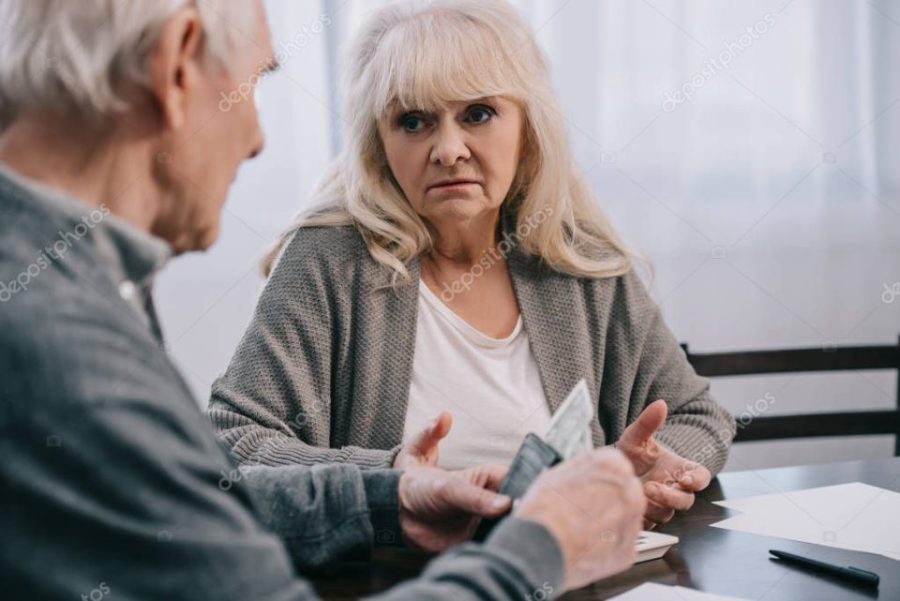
[[248, 129, 265, 160]]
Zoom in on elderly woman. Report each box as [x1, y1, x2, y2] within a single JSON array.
[[210, 0, 735, 527]]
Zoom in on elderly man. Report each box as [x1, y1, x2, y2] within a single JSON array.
[[0, 1, 646, 600]]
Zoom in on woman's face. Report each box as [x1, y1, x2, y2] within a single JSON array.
[[377, 96, 523, 230]]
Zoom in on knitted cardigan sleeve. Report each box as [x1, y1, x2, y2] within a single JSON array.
[[601, 269, 736, 475], [208, 227, 399, 470]]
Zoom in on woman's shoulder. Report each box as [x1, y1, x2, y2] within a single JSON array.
[[568, 263, 658, 321], [274, 224, 373, 277], [286, 223, 367, 256], [262, 224, 390, 302]]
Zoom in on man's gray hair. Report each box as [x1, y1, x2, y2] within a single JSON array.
[[0, 0, 256, 130]]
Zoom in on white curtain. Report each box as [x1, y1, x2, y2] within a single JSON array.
[[157, 0, 900, 470]]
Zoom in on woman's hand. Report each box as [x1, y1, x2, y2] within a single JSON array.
[[616, 400, 712, 529], [393, 412, 453, 469]]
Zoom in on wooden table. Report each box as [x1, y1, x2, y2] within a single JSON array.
[[312, 458, 900, 600]]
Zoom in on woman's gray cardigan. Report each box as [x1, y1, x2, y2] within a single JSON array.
[[209, 224, 736, 474]]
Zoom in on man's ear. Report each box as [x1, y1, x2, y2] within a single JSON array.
[[146, 8, 205, 130]]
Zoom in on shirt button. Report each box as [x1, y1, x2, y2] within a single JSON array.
[[119, 281, 137, 301]]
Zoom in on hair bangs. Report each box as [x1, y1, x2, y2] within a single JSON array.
[[369, 9, 524, 117]]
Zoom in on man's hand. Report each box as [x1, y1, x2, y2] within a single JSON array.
[[616, 400, 712, 529], [393, 412, 452, 469], [398, 463, 512, 552], [516, 448, 645, 592]]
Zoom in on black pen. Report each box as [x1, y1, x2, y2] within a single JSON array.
[[769, 549, 880, 589]]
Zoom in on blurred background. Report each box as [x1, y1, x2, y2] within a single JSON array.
[[155, 0, 900, 471]]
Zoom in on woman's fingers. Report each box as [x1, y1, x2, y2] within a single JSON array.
[[415, 412, 451, 451], [430, 411, 453, 442], [677, 464, 712, 492], [646, 481, 696, 511], [394, 413, 454, 468], [620, 400, 667, 448], [616, 400, 667, 475], [409, 412, 453, 459], [643, 497, 676, 525]]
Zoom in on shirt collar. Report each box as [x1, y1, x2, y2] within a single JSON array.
[[0, 163, 171, 289]]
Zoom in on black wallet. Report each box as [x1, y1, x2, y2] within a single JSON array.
[[474, 432, 562, 541]]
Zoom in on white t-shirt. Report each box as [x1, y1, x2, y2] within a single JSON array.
[[402, 280, 553, 471]]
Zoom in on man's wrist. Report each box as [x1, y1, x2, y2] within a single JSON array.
[[361, 469, 403, 547], [485, 517, 566, 596]]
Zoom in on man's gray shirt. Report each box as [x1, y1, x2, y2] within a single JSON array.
[[0, 166, 564, 600]]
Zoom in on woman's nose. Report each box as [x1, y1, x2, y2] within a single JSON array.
[[429, 123, 471, 167]]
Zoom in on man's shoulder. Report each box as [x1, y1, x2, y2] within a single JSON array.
[[0, 281, 180, 425], [0, 182, 50, 273], [0, 177, 97, 300], [0, 196, 117, 338]]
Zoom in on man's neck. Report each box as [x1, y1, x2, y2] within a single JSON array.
[[0, 113, 161, 235]]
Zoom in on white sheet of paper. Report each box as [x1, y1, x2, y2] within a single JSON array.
[[609, 583, 749, 600], [710, 482, 900, 561]]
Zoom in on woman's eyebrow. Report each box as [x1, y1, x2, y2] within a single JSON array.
[[384, 97, 500, 119], [457, 96, 498, 105], [390, 105, 434, 117]]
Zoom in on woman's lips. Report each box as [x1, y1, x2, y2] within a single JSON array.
[[428, 180, 481, 192]]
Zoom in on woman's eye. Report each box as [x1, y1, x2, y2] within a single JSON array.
[[399, 113, 428, 132], [466, 106, 496, 124]]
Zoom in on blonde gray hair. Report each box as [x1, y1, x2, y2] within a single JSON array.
[[264, 0, 638, 283], [0, 0, 257, 130]]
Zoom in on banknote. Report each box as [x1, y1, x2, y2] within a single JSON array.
[[543, 379, 594, 460]]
